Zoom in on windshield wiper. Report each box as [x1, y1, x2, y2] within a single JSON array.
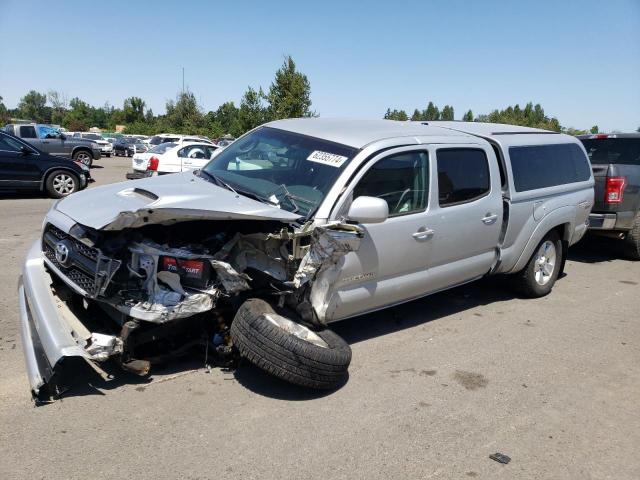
[[267, 184, 317, 214], [197, 169, 238, 195]]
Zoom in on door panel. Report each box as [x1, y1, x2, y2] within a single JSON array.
[[324, 148, 432, 321], [0, 135, 38, 186], [421, 147, 502, 291]]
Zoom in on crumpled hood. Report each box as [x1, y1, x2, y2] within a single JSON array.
[[55, 171, 302, 230]]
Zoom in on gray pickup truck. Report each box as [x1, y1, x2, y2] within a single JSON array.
[[3, 123, 101, 167], [18, 119, 594, 401], [578, 133, 640, 259]]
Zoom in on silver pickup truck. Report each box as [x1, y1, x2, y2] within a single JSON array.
[[18, 119, 594, 401]]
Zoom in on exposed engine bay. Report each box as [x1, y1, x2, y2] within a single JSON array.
[[41, 217, 362, 379]]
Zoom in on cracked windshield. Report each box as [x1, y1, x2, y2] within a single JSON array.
[[203, 126, 357, 217]]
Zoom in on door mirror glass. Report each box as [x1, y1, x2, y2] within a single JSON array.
[[347, 196, 389, 224]]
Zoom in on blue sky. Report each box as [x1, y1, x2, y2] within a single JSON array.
[[0, 0, 638, 132]]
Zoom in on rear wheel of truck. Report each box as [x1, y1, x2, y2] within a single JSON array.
[[230, 298, 351, 390], [623, 213, 640, 260], [513, 231, 563, 298]]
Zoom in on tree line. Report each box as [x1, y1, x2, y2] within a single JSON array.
[[0, 56, 634, 137], [0, 56, 313, 138], [384, 101, 604, 135]]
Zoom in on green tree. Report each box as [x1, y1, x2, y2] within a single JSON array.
[[123, 97, 146, 124], [266, 56, 313, 120], [441, 105, 454, 121], [383, 108, 408, 121], [237, 86, 267, 134], [0, 96, 10, 126], [62, 97, 92, 130], [590, 125, 599, 134], [211, 101, 240, 136], [462, 110, 474, 122], [424, 101, 440, 120], [18, 90, 48, 122], [410, 109, 422, 121], [47, 90, 68, 125], [160, 91, 207, 134]]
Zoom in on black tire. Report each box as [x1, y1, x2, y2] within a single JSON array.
[[623, 213, 640, 260], [513, 231, 563, 298], [230, 298, 351, 390], [45, 170, 79, 198], [72, 149, 93, 168]]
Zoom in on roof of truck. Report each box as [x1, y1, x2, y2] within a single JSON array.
[[422, 121, 557, 136], [266, 118, 471, 148], [265, 118, 560, 149]]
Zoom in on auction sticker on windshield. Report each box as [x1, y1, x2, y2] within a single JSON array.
[[307, 150, 349, 168]]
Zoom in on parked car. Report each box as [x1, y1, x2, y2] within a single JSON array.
[[148, 133, 215, 147], [71, 132, 114, 157], [126, 142, 219, 179], [18, 119, 594, 401], [578, 133, 640, 259], [3, 123, 101, 167], [0, 130, 91, 198], [113, 137, 148, 156]]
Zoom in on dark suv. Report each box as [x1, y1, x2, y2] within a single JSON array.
[[579, 133, 640, 259], [0, 130, 91, 198], [3, 124, 101, 167]]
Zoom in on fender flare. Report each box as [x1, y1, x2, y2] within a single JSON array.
[[511, 205, 575, 273]]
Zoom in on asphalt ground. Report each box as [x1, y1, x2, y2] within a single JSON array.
[[0, 155, 638, 479]]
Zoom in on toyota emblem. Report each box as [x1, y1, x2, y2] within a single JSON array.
[[54, 242, 70, 266]]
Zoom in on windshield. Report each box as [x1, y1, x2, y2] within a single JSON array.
[[82, 133, 102, 140], [202, 127, 358, 218], [149, 142, 177, 154]]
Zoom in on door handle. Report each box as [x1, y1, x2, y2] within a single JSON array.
[[412, 228, 434, 239], [482, 213, 498, 224]]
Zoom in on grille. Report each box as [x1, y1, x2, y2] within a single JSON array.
[[45, 224, 98, 260], [43, 224, 99, 295]]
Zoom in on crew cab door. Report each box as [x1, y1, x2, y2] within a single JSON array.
[[422, 146, 503, 292], [323, 147, 434, 320]]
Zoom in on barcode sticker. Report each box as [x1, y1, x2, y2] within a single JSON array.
[[307, 150, 348, 168]]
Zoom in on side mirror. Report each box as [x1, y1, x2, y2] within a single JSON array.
[[20, 146, 33, 156], [347, 196, 389, 224], [59, 133, 66, 140]]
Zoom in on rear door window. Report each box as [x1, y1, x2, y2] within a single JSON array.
[[437, 149, 490, 206], [509, 143, 591, 192], [580, 138, 640, 166], [19, 125, 37, 138]]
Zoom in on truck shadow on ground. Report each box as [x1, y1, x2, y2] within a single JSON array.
[[567, 234, 634, 263]]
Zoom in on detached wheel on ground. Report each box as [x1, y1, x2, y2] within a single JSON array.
[[230, 298, 351, 390], [45, 170, 79, 198], [623, 213, 640, 260], [72, 150, 93, 168], [513, 231, 563, 298]]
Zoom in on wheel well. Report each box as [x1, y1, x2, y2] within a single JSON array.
[[72, 147, 92, 157], [41, 168, 80, 191]]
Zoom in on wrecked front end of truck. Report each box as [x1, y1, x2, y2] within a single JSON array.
[[18, 175, 361, 402]]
